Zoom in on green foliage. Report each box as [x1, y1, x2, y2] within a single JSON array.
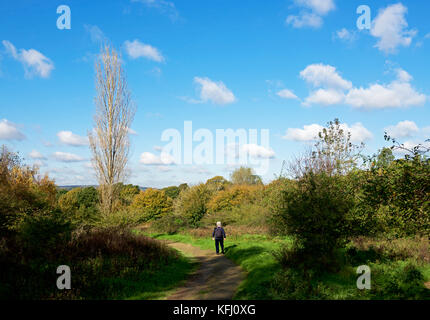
[[205, 175, 231, 191], [371, 263, 430, 299], [58, 187, 100, 226], [118, 183, 141, 206], [161, 183, 188, 200], [174, 184, 212, 227], [207, 184, 263, 214], [230, 167, 262, 185], [151, 214, 186, 234], [272, 172, 355, 268], [131, 188, 172, 222]]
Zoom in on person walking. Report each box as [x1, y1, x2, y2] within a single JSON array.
[[212, 221, 226, 254]]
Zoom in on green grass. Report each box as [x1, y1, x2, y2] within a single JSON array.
[[145, 232, 293, 299], [142, 231, 430, 300]]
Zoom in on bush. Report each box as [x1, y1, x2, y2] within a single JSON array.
[[58, 187, 100, 226], [174, 184, 212, 227], [272, 172, 354, 268], [371, 263, 430, 299], [151, 214, 186, 234]]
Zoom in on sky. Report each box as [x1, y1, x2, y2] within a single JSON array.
[[0, 0, 429, 188]]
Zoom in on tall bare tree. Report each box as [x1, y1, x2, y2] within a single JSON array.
[[88, 45, 135, 214]]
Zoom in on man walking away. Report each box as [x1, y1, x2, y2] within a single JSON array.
[[212, 221, 226, 254]]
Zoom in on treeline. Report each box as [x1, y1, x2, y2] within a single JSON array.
[[0, 146, 184, 299]]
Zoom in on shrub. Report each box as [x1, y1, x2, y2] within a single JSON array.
[[370, 263, 430, 300], [174, 184, 212, 227], [151, 214, 186, 234], [272, 172, 354, 268], [58, 187, 100, 226]]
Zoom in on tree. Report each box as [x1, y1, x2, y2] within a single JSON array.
[[174, 184, 212, 227], [205, 175, 231, 191], [131, 188, 172, 221], [230, 167, 262, 185], [290, 119, 364, 178], [88, 44, 135, 215]]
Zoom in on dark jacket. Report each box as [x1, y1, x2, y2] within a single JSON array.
[[212, 227, 226, 239]]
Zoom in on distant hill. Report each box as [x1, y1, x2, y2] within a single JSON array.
[[57, 185, 149, 191]]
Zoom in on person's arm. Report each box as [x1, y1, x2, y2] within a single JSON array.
[[222, 228, 226, 239], [212, 228, 215, 240]]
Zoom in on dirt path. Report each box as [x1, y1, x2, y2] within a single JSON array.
[[165, 241, 246, 300]]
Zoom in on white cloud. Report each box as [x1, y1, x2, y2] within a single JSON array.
[[286, 13, 323, 29], [2, 40, 54, 78], [283, 122, 372, 143], [29, 150, 46, 160], [425, 33, 430, 39], [57, 131, 89, 146], [140, 152, 175, 165], [193, 77, 236, 105], [385, 120, 422, 138], [0, 119, 25, 141], [304, 89, 345, 106], [335, 28, 356, 42], [370, 3, 416, 54], [241, 144, 275, 159], [300, 64, 352, 90], [53, 152, 85, 162], [295, 0, 335, 15], [286, 0, 335, 28], [153, 145, 163, 152], [298, 64, 426, 109], [131, 0, 179, 21], [345, 79, 426, 110], [277, 89, 298, 100], [124, 39, 164, 62], [283, 123, 323, 141]]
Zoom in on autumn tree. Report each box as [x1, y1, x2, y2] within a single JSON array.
[[88, 45, 135, 215], [230, 167, 262, 185]]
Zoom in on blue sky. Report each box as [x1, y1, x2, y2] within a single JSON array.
[[0, 0, 429, 187]]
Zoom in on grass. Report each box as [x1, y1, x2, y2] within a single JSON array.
[[141, 228, 430, 300], [142, 231, 293, 299]]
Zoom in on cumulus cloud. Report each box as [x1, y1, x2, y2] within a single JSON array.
[[0, 119, 25, 141], [53, 152, 85, 162], [57, 131, 89, 146], [124, 39, 164, 62], [303, 88, 345, 106], [385, 120, 427, 139], [286, 0, 335, 28], [277, 89, 298, 100], [344, 70, 426, 109], [300, 63, 352, 90], [283, 122, 372, 143], [192, 77, 236, 105], [2, 40, 54, 78], [29, 150, 47, 160], [370, 3, 417, 54], [241, 144, 275, 159], [140, 152, 175, 165], [298, 64, 426, 109], [334, 28, 356, 42]]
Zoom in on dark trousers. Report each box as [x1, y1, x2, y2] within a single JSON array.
[[215, 238, 224, 253]]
